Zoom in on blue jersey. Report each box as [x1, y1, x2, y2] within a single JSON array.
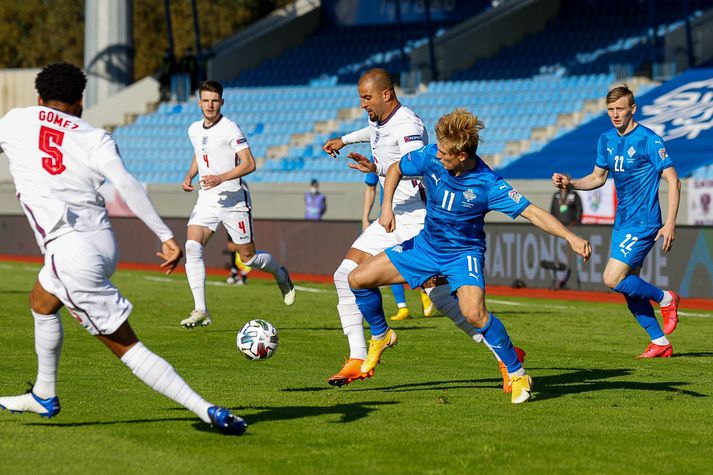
[[399, 144, 530, 253], [595, 124, 673, 231]]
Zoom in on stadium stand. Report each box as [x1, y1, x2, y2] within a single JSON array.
[[110, 0, 713, 185]]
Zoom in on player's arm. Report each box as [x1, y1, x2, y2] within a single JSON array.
[[324, 127, 370, 158], [201, 148, 256, 190], [377, 162, 402, 233], [656, 166, 681, 252], [101, 157, 181, 273], [362, 183, 376, 231], [182, 156, 198, 191], [520, 204, 591, 261], [552, 166, 608, 191]]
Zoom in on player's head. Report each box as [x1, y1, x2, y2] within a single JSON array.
[[606, 84, 636, 131], [35, 63, 86, 115], [358, 68, 398, 122], [434, 108, 484, 170], [198, 80, 224, 123]]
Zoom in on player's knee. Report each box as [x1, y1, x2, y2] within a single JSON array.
[[462, 308, 489, 328], [347, 269, 366, 290], [239, 250, 255, 263], [185, 239, 203, 258], [602, 271, 623, 289]]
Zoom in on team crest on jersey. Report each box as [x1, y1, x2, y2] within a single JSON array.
[[658, 148, 668, 159], [392, 244, 403, 253], [508, 190, 522, 204], [201, 136, 208, 151], [627, 146, 636, 158], [403, 134, 421, 143]]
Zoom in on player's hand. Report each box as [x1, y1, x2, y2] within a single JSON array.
[[323, 138, 345, 158], [569, 235, 591, 261], [157, 238, 182, 274], [379, 209, 396, 233], [655, 223, 676, 252], [182, 176, 195, 192], [200, 174, 223, 190], [552, 173, 570, 189], [347, 152, 377, 174]]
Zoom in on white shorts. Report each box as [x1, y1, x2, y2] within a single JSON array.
[[188, 187, 253, 245], [38, 229, 133, 336], [352, 213, 425, 256]]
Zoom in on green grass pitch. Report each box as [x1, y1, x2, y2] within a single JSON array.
[[0, 261, 711, 474]]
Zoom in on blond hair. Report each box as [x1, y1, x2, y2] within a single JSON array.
[[435, 108, 484, 156], [606, 84, 635, 106]]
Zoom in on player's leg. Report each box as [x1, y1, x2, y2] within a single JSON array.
[[97, 321, 245, 434], [455, 285, 532, 403], [389, 284, 410, 321], [182, 224, 214, 328], [234, 241, 295, 305], [329, 248, 372, 386], [348, 251, 406, 373], [606, 229, 680, 334], [603, 258, 672, 357], [0, 280, 63, 418], [426, 282, 526, 393]]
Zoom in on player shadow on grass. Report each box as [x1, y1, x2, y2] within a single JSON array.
[[322, 368, 707, 401], [529, 367, 707, 401], [185, 401, 400, 433], [25, 416, 196, 428]]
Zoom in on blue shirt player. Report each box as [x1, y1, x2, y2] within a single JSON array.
[[348, 109, 592, 404], [552, 85, 681, 359]]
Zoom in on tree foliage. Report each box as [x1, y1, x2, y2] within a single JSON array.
[[0, 0, 292, 79]]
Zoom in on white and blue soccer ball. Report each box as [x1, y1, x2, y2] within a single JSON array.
[[236, 319, 279, 360]]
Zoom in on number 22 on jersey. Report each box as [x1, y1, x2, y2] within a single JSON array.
[[39, 126, 66, 175]]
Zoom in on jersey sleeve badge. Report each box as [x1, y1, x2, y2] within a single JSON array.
[[658, 148, 668, 159]]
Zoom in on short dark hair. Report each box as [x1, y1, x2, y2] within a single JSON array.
[[198, 80, 223, 97], [35, 63, 86, 104]]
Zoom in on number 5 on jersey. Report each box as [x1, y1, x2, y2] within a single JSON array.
[[39, 126, 66, 175]]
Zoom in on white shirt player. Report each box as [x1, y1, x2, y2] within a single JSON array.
[[342, 104, 427, 221], [0, 106, 173, 252], [188, 115, 250, 203]]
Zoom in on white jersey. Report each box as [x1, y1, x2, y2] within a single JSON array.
[[0, 106, 172, 252], [343, 104, 427, 221], [188, 115, 250, 204]]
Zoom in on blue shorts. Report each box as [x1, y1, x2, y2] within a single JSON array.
[[609, 228, 658, 269], [385, 234, 485, 294]]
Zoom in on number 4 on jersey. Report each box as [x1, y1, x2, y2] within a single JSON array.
[[39, 126, 66, 175]]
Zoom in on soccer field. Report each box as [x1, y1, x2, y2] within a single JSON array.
[[0, 261, 711, 474]]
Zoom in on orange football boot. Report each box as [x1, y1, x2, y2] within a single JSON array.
[[328, 358, 374, 387], [660, 291, 680, 335], [499, 346, 527, 393], [637, 342, 673, 358]]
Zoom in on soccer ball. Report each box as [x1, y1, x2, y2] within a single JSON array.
[[236, 319, 279, 360]]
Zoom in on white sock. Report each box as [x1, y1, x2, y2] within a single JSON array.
[[397, 303, 407, 309], [334, 259, 367, 360], [32, 310, 63, 399], [652, 336, 670, 346], [121, 342, 212, 423], [659, 291, 673, 307], [428, 285, 485, 345], [245, 251, 280, 276], [185, 240, 207, 312]]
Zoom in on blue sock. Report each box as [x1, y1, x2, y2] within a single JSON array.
[[625, 295, 664, 340], [479, 313, 521, 373], [390, 284, 406, 306], [613, 275, 664, 302], [352, 287, 389, 337]]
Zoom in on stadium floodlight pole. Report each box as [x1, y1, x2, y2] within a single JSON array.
[[190, 0, 204, 84], [423, 0, 438, 81], [164, 0, 175, 57]]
